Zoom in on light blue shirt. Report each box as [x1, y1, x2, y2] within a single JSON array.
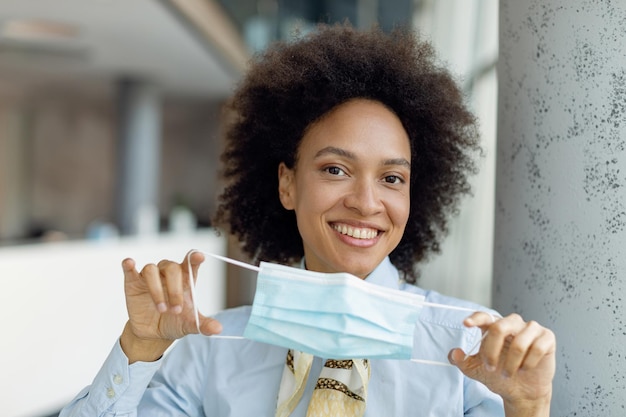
[[60, 258, 503, 416]]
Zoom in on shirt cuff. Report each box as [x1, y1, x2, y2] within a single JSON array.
[[88, 338, 163, 413]]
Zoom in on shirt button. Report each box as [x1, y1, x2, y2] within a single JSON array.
[[113, 374, 123, 384], [106, 388, 116, 398]]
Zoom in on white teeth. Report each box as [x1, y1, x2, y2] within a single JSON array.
[[333, 224, 378, 240]]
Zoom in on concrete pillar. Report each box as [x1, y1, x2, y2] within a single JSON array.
[[0, 105, 31, 241], [494, 1, 626, 415], [115, 79, 162, 235]]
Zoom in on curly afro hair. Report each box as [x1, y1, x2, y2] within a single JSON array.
[[214, 23, 480, 283]]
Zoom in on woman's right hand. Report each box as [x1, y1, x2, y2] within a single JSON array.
[[120, 251, 223, 363]]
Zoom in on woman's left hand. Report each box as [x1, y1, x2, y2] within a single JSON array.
[[449, 312, 556, 416]]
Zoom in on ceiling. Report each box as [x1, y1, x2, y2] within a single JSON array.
[[0, 0, 247, 100]]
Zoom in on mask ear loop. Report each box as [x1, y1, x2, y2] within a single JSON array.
[[186, 249, 260, 335], [409, 358, 455, 367], [186, 249, 202, 334]]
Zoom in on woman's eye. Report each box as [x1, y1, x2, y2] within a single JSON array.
[[384, 175, 404, 184], [325, 166, 346, 176]]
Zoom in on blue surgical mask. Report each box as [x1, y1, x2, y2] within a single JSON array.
[[243, 261, 423, 360], [187, 251, 491, 367]]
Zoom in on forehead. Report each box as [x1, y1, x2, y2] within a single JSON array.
[[298, 99, 411, 158]]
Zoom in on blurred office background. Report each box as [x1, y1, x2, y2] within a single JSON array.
[[0, 1, 498, 416]]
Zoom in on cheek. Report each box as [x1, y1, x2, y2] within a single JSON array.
[[389, 193, 411, 228], [295, 179, 340, 210], [295, 193, 336, 224]]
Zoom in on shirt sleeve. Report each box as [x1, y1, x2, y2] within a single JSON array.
[[59, 339, 162, 417], [463, 375, 505, 417]]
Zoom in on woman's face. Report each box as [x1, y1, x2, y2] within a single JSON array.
[[278, 99, 411, 278]]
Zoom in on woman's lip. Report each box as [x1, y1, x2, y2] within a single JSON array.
[[332, 227, 381, 247], [329, 220, 383, 231], [330, 222, 383, 243]]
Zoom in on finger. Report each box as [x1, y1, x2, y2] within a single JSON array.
[[498, 320, 539, 376], [478, 313, 525, 372], [449, 347, 468, 366], [464, 310, 498, 330], [519, 326, 556, 370], [122, 258, 137, 280], [461, 311, 497, 360], [158, 260, 184, 314], [141, 263, 167, 313], [448, 347, 484, 379], [184, 250, 205, 282]]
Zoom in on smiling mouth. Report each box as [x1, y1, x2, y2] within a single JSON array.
[[332, 223, 380, 240]]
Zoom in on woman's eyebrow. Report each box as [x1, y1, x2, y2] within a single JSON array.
[[383, 158, 411, 169], [314, 146, 356, 159], [314, 146, 410, 168]]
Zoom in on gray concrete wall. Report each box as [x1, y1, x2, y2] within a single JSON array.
[[494, 1, 626, 415]]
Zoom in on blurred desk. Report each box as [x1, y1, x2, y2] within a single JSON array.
[[0, 230, 226, 417]]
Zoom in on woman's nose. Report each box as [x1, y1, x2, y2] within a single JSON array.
[[343, 180, 384, 216]]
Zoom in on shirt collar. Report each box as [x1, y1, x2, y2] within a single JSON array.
[[363, 257, 401, 290], [300, 256, 401, 290]]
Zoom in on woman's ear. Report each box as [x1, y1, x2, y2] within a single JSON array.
[[278, 162, 295, 210]]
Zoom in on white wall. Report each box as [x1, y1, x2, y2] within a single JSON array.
[[413, 0, 499, 307], [0, 230, 226, 417]]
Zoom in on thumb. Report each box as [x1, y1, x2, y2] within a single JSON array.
[[182, 311, 222, 336], [448, 348, 484, 379], [190, 312, 223, 336]]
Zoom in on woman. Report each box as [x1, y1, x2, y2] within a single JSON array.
[[61, 24, 555, 416]]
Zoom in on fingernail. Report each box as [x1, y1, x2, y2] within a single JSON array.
[[484, 364, 496, 372], [157, 303, 167, 313], [171, 305, 183, 314]]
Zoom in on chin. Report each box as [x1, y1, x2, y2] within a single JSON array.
[[336, 259, 378, 279]]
